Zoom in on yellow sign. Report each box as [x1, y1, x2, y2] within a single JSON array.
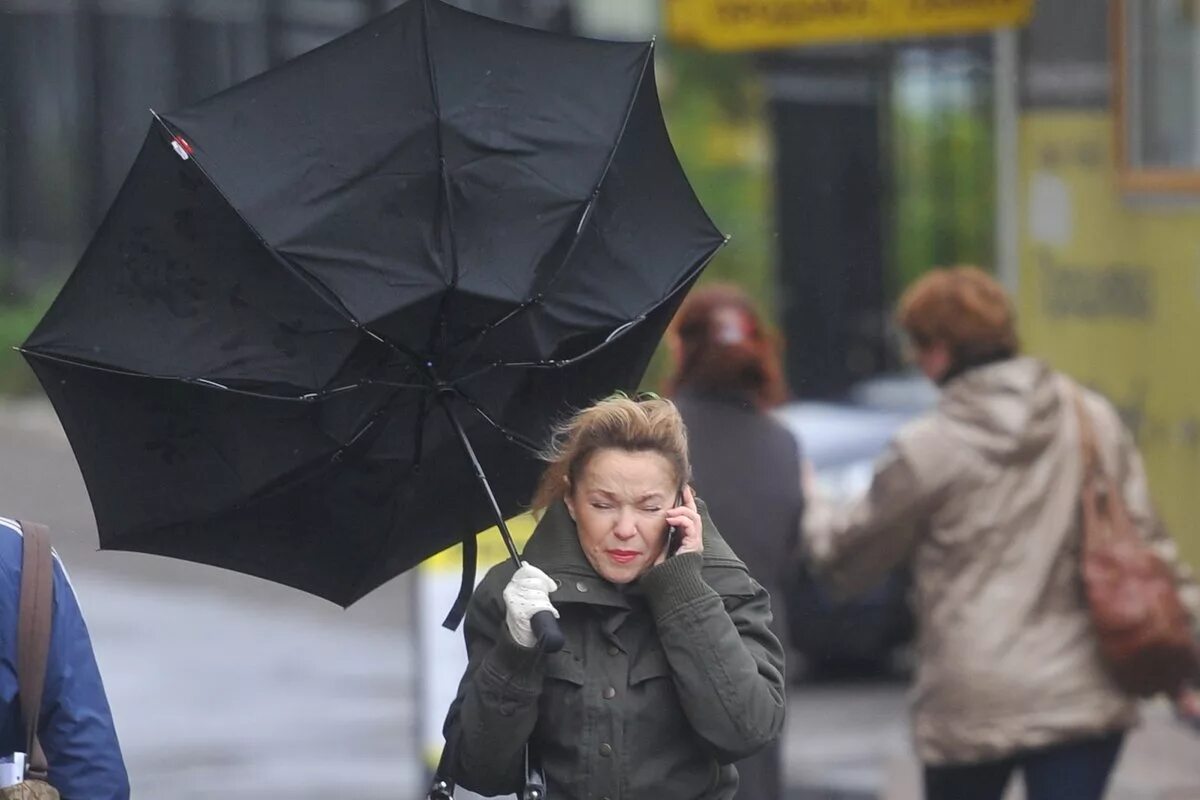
[[1016, 111, 1200, 571], [666, 0, 1035, 51]]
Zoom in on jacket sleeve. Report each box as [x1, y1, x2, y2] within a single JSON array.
[[640, 552, 786, 764], [41, 558, 130, 800], [801, 442, 934, 598], [441, 568, 546, 796], [1114, 424, 1200, 640]]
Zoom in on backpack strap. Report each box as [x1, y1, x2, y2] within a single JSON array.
[[17, 521, 54, 782]]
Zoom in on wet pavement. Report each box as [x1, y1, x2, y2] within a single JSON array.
[[785, 682, 1200, 800]]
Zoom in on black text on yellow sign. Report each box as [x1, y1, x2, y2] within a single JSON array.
[[666, 0, 1036, 51]]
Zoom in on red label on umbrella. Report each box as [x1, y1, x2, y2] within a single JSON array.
[[171, 136, 194, 160]]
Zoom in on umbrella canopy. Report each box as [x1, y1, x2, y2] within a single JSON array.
[[21, 0, 724, 608]]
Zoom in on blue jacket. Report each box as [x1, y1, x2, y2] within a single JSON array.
[[0, 518, 129, 799]]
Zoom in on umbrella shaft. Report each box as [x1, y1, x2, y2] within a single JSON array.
[[439, 397, 522, 567]]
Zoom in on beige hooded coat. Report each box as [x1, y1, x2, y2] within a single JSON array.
[[803, 357, 1200, 765]]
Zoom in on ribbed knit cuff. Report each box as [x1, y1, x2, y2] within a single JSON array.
[[482, 626, 548, 695], [640, 552, 713, 621]]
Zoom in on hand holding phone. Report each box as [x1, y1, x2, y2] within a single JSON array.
[[665, 490, 685, 558], [662, 486, 704, 560]]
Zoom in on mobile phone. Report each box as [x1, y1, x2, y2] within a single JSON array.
[[665, 490, 685, 558]]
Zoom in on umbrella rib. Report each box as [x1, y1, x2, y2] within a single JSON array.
[[450, 237, 727, 383], [16, 347, 433, 402], [445, 387, 543, 454], [411, 392, 431, 473], [149, 113, 428, 376], [343, 385, 438, 604], [346, 388, 528, 611], [421, 0, 460, 360], [108, 381, 422, 564], [441, 41, 659, 367], [439, 396, 523, 565]]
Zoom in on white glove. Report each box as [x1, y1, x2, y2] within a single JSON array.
[[503, 562, 560, 648]]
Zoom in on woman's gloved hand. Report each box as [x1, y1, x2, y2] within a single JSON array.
[[503, 562, 560, 648]]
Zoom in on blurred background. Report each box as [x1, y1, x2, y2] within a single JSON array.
[[2, 1, 1199, 798]]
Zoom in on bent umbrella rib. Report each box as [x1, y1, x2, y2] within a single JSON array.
[[420, 0, 460, 358], [16, 347, 403, 403], [443, 40, 659, 363], [445, 387, 543, 454], [451, 237, 726, 384]]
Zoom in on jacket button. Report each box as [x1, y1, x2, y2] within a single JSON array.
[[603, 687, 616, 700], [607, 645, 620, 656], [599, 743, 613, 758], [575, 581, 589, 593]]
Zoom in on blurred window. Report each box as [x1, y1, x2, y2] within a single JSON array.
[[891, 44, 994, 297], [1118, 0, 1200, 191]]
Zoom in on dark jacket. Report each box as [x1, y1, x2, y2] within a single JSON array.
[[442, 500, 786, 800], [0, 518, 129, 799], [674, 392, 803, 799], [674, 391, 803, 645]]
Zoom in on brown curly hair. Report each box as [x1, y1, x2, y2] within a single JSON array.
[[896, 266, 1019, 367], [663, 284, 788, 409]]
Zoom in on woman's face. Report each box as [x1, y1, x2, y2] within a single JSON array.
[[564, 447, 679, 584]]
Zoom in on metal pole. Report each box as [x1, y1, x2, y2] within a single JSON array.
[[437, 392, 564, 653], [438, 395, 523, 567], [993, 27, 1020, 294]]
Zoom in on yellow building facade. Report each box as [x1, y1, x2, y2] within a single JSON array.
[[1016, 3, 1200, 566]]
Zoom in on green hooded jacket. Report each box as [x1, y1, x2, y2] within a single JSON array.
[[442, 499, 786, 800]]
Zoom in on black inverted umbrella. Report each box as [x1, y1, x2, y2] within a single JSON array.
[[20, 0, 724, 626]]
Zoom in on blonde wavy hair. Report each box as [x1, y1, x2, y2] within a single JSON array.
[[532, 395, 691, 512]]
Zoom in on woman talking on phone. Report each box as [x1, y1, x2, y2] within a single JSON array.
[[441, 395, 786, 799]]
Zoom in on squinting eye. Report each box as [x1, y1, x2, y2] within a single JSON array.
[[591, 503, 612, 510]]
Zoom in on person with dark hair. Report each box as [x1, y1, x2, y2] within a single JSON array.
[[665, 284, 802, 800], [440, 396, 786, 800], [803, 266, 1200, 800]]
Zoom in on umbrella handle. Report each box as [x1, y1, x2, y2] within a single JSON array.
[[531, 610, 565, 653]]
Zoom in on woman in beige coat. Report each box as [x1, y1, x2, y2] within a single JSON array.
[[802, 267, 1200, 800]]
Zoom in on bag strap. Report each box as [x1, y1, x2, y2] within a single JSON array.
[[427, 742, 544, 800], [17, 520, 54, 782], [522, 745, 546, 800], [1070, 386, 1139, 551], [1070, 386, 1102, 484], [441, 533, 477, 632]]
